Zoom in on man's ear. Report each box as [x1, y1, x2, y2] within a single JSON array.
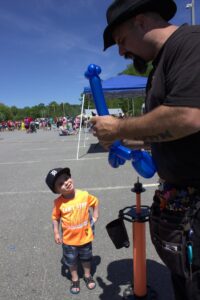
[[134, 14, 146, 30]]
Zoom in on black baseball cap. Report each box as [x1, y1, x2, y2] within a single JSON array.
[[103, 0, 177, 50], [45, 167, 71, 193]]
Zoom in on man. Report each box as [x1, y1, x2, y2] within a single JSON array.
[[90, 0, 200, 299]]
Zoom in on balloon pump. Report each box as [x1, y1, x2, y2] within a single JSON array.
[[118, 179, 157, 299]]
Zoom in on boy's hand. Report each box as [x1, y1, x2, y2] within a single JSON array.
[[54, 233, 62, 244], [92, 216, 98, 223]]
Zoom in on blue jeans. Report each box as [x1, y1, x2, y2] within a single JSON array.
[[62, 242, 92, 267]]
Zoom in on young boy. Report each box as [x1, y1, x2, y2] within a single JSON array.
[[45, 167, 99, 294]]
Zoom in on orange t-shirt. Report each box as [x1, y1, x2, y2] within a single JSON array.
[[52, 189, 98, 246]]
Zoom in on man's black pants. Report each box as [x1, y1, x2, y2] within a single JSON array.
[[150, 190, 200, 300], [171, 208, 200, 300], [171, 271, 200, 300]]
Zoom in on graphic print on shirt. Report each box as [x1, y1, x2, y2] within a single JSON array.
[[52, 189, 98, 245]]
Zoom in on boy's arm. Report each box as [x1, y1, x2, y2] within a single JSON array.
[[52, 219, 62, 244], [88, 193, 99, 223], [92, 205, 99, 223], [52, 199, 62, 244]]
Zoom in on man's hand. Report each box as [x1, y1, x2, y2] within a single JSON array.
[[90, 116, 121, 149], [122, 139, 145, 149]]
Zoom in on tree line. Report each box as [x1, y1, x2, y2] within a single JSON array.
[[0, 101, 81, 122], [0, 63, 152, 121]]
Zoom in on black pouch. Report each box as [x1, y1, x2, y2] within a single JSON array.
[[149, 207, 189, 278], [106, 218, 130, 249]]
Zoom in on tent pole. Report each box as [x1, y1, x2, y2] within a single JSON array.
[[83, 98, 90, 147], [128, 99, 130, 115], [83, 121, 87, 148], [76, 94, 85, 160], [132, 98, 135, 116]]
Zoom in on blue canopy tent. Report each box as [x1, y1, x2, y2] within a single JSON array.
[[83, 74, 147, 98], [77, 74, 147, 159]]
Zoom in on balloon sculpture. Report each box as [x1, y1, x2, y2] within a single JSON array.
[[85, 64, 157, 178]]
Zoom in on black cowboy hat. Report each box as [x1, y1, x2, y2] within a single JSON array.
[[103, 0, 177, 50]]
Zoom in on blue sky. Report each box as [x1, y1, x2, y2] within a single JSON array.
[[0, 0, 199, 108]]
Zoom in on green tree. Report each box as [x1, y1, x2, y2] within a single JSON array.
[[10, 106, 19, 119], [0, 104, 13, 120], [119, 62, 153, 77], [49, 101, 59, 117]]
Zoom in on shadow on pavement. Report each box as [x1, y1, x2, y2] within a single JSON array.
[[87, 143, 107, 154], [96, 258, 174, 300]]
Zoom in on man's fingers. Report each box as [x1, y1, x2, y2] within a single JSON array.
[[89, 116, 98, 125], [89, 117, 98, 135], [89, 115, 120, 143], [99, 140, 112, 150], [122, 139, 144, 149]]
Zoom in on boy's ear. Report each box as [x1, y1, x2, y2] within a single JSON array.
[[55, 184, 61, 194], [53, 183, 59, 194]]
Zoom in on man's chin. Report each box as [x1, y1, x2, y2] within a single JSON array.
[[124, 53, 148, 74], [133, 56, 148, 74]]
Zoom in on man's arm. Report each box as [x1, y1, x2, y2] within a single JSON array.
[[90, 105, 200, 148]]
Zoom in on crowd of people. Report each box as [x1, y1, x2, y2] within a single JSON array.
[[0, 116, 82, 134]]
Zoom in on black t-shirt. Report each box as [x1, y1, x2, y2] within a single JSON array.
[[145, 24, 200, 187]]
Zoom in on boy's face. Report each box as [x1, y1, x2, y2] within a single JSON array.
[[54, 173, 74, 195]]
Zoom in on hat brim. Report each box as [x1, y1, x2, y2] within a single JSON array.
[[103, 0, 177, 51], [52, 167, 71, 193]]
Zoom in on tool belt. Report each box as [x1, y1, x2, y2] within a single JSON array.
[[149, 184, 200, 279]]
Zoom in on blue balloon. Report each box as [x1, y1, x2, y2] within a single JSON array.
[[85, 64, 157, 178], [85, 64, 109, 116]]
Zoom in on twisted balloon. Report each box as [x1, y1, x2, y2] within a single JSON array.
[[85, 64, 156, 178]]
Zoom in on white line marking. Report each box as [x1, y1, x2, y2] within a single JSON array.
[[21, 148, 49, 151], [0, 156, 106, 165], [0, 160, 41, 165], [0, 183, 159, 195], [78, 183, 159, 191]]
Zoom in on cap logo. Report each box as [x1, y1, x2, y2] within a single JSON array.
[[50, 170, 57, 176]]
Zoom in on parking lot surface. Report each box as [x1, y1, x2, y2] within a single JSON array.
[[0, 129, 175, 300]]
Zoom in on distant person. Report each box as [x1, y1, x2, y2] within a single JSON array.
[[74, 117, 80, 129], [24, 118, 30, 131], [47, 119, 52, 130], [45, 167, 99, 295], [29, 121, 37, 133]]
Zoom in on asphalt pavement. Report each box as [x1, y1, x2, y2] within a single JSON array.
[[0, 129, 175, 300]]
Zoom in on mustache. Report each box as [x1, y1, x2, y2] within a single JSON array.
[[124, 52, 148, 74]]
